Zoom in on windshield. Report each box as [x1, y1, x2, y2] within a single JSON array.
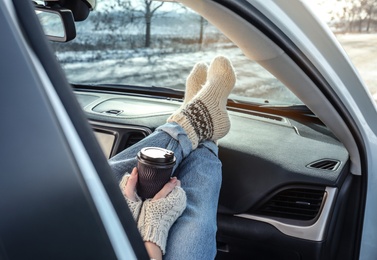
[[307, 0, 377, 102], [50, 1, 303, 106]]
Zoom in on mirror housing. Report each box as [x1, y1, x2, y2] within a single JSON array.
[[43, 0, 96, 21], [35, 5, 76, 42]]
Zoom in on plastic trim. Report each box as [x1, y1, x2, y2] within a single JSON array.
[[234, 186, 337, 241]]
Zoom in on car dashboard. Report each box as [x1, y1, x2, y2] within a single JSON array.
[[75, 89, 351, 260]]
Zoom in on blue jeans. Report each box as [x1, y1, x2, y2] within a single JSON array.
[[109, 122, 221, 260]]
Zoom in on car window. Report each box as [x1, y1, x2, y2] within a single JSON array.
[[308, 0, 377, 102], [50, 1, 303, 106]]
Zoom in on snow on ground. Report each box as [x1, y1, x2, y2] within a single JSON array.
[[336, 33, 377, 97]]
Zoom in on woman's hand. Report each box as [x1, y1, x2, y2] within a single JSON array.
[[120, 167, 186, 258], [152, 175, 181, 200], [122, 167, 139, 201], [140, 177, 182, 260], [119, 168, 143, 221], [138, 178, 186, 255], [122, 167, 180, 201]]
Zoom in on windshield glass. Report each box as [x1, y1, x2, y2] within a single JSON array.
[[50, 1, 303, 106], [308, 0, 377, 102]]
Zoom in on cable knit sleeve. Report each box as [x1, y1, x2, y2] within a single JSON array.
[[137, 186, 187, 254]]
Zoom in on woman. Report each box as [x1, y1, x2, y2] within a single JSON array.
[[109, 56, 236, 260]]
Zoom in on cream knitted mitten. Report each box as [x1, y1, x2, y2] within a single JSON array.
[[119, 174, 142, 221], [137, 186, 187, 254], [168, 56, 236, 148], [182, 62, 208, 105]]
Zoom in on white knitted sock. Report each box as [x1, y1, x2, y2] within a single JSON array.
[[119, 174, 142, 221], [137, 186, 186, 255], [168, 56, 236, 148], [167, 62, 207, 126], [183, 62, 208, 105]]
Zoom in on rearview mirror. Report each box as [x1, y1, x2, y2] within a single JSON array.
[[35, 6, 76, 42]]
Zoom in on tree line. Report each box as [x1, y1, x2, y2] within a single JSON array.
[[329, 0, 377, 32], [88, 0, 208, 48]]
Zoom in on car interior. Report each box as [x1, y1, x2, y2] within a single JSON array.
[[27, 0, 366, 259]]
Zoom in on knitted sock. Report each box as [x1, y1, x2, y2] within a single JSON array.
[[167, 62, 207, 126], [183, 62, 208, 105], [168, 56, 236, 148]]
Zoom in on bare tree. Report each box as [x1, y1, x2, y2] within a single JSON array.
[[101, 0, 164, 48], [198, 16, 205, 46], [144, 0, 164, 47], [362, 0, 377, 32]]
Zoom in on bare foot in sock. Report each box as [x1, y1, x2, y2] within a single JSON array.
[[168, 56, 236, 148]]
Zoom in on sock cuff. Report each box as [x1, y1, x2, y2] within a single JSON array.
[[167, 112, 199, 149]]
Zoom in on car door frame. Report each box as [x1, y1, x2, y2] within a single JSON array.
[[0, 0, 149, 259]]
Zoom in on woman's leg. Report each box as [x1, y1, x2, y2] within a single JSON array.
[[109, 124, 222, 260], [164, 140, 222, 260], [110, 56, 235, 259], [109, 59, 211, 180], [163, 57, 234, 259], [110, 55, 235, 181]]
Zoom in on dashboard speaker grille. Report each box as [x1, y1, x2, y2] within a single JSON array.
[[256, 188, 325, 221]]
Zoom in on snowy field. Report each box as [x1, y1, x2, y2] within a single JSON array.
[[336, 34, 377, 100]]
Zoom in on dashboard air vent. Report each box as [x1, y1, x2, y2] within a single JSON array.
[[307, 159, 340, 171], [256, 188, 325, 221], [125, 132, 146, 148]]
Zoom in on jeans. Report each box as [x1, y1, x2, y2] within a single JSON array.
[[109, 122, 222, 260]]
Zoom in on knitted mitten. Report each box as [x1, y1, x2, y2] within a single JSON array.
[[182, 62, 208, 105], [137, 186, 186, 254], [168, 56, 236, 148], [119, 174, 142, 221]]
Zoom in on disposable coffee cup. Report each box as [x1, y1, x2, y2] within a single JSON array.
[[137, 147, 176, 199]]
